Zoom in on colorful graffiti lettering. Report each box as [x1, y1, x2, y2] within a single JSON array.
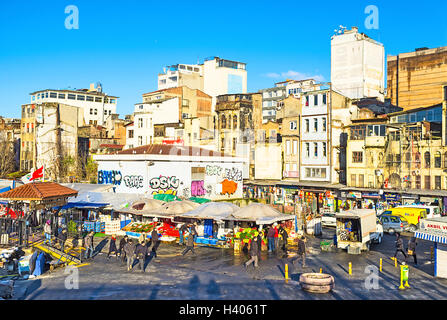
[[98, 170, 122, 185], [191, 180, 205, 197], [205, 184, 213, 196], [182, 187, 191, 198], [224, 168, 242, 182], [149, 176, 180, 194], [152, 189, 178, 196], [123, 175, 144, 189], [206, 165, 222, 176], [220, 179, 238, 195]]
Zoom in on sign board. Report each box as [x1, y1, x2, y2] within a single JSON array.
[[419, 219, 447, 237], [347, 192, 362, 199]]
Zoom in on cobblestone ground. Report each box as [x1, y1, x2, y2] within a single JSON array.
[[12, 229, 447, 300]]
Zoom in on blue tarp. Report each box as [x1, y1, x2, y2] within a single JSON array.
[[204, 219, 213, 237], [0, 186, 11, 194], [32, 252, 45, 277]]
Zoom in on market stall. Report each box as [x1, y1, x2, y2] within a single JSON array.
[[415, 217, 447, 278], [178, 202, 239, 246]]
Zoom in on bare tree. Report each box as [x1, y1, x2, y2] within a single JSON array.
[[0, 134, 16, 178]]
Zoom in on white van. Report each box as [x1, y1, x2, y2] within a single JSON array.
[[397, 205, 441, 219]]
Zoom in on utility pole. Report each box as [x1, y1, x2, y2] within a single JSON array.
[[56, 104, 62, 182]]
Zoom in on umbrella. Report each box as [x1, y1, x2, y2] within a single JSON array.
[[124, 199, 165, 215], [158, 200, 199, 216], [230, 203, 294, 224], [181, 202, 239, 220]]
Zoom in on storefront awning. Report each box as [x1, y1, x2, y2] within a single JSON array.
[[415, 230, 447, 245]]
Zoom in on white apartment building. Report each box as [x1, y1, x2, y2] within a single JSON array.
[[300, 91, 330, 182], [125, 98, 180, 149], [331, 26, 385, 101], [157, 57, 247, 111], [259, 83, 287, 123], [29, 83, 118, 126]]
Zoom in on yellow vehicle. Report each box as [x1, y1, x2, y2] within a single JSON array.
[[382, 207, 427, 232]]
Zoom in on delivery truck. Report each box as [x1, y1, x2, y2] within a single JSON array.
[[336, 209, 383, 254]]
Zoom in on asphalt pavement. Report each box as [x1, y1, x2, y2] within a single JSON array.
[[12, 229, 447, 300]]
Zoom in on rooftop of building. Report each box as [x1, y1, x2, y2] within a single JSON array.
[[114, 144, 235, 158], [0, 182, 78, 201], [29, 88, 119, 99], [388, 46, 447, 59], [385, 103, 443, 118]]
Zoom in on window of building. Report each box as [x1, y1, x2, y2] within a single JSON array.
[[322, 118, 326, 132], [289, 120, 297, 130], [86, 96, 94, 102], [292, 140, 297, 155], [58, 93, 65, 99], [305, 119, 310, 132], [358, 174, 364, 188], [95, 97, 102, 102], [128, 130, 134, 138], [68, 94, 76, 100], [233, 138, 237, 151], [425, 175, 431, 190], [435, 152, 442, 168], [322, 93, 327, 105], [305, 95, 309, 106], [444, 152, 447, 168], [322, 142, 327, 157], [94, 109, 97, 115], [435, 176, 441, 190], [286, 140, 291, 155], [221, 138, 225, 151], [104, 110, 108, 115], [221, 115, 226, 129], [424, 151, 431, 168], [314, 118, 318, 132], [351, 174, 357, 187], [138, 118, 143, 128], [233, 115, 238, 129], [415, 175, 421, 189], [305, 143, 310, 157], [138, 136, 143, 146], [314, 95, 318, 106], [50, 92, 57, 98], [350, 125, 366, 140], [352, 151, 363, 163]]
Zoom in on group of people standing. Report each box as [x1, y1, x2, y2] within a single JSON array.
[[82, 225, 161, 273], [178, 222, 198, 256], [265, 223, 289, 254]]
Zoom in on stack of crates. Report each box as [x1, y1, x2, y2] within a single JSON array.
[[83, 221, 96, 232], [97, 221, 105, 233], [105, 220, 120, 235]]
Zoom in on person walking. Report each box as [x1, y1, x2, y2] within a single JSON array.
[[267, 225, 275, 252], [244, 237, 259, 270], [84, 231, 94, 260], [291, 236, 307, 267], [58, 228, 67, 252], [182, 231, 196, 256], [178, 223, 188, 246], [212, 221, 219, 239], [273, 223, 279, 252], [119, 235, 128, 263], [124, 239, 136, 271], [256, 230, 263, 259], [278, 224, 288, 253], [135, 240, 149, 272], [407, 236, 418, 265], [191, 222, 198, 243], [150, 226, 160, 258], [393, 233, 407, 263], [107, 235, 118, 259], [44, 220, 52, 246]]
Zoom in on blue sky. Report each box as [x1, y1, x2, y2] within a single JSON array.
[[1, 0, 446, 118]]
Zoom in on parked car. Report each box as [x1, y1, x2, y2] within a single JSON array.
[[378, 214, 409, 234], [321, 213, 336, 227], [382, 207, 426, 232]]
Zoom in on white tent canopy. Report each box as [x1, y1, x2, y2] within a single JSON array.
[[180, 202, 239, 221], [120, 199, 165, 216], [229, 203, 295, 225]]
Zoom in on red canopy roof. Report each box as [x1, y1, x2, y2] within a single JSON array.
[[0, 182, 78, 201]]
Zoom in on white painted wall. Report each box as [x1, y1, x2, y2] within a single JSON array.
[[95, 158, 245, 200]]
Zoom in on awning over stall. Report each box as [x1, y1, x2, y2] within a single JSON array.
[[415, 230, 447, 245], [229, 203, 295, 225], [180, 202, 239, 221]]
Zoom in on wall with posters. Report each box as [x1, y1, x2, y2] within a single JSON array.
[[96, 159, 244, 200]]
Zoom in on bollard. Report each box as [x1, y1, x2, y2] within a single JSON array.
[[320, 268, 322, 274], [431, 247, 434, 261], [285, 264, 289, 280], [399, 263, 410, 290], [379, 258, 383, 272], [394, 257, 397, 268], [348, 262, 352, 275]]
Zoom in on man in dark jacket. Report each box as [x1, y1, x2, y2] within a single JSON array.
[[244, 237, 259, 269], [291, 236, 307, 267], [135, 241, 149, 272], [182, 231, 195, 256], [191, 223, 198, 243], [407, 236, 417, 265], [393, 233, 407, 262], [151, 226, 160, 258], [278, 225, 288, 253], [179, 223, 188, 246], [58, 229, 68, 252], [124, 239, 136, 271], [212, 221, 219, 239], [119, 236, 128, 263], [256, 231, 263, 258]]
